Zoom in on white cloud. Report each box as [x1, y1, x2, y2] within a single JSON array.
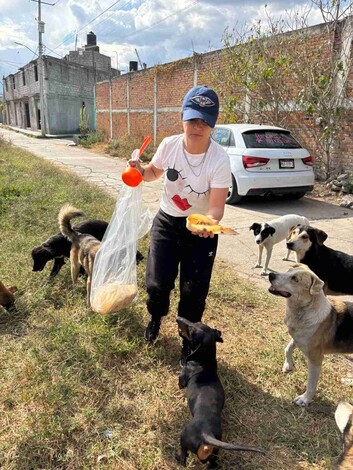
[[0, 0, 329, 92]]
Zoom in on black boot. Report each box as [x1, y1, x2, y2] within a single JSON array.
[[144, 316, 161, 343], [180, 339, 192, 367]]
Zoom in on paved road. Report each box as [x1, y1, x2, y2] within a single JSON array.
[[2, 125, 353, 295]]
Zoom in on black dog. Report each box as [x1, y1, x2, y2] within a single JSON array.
[[32, 220, 108, 278], [286, 225, 353, 295], [32, 220, 144, 278], [176, 317, 265, 468]]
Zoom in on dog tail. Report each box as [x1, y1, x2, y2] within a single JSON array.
[[202, 433, 265, 454], [58, 204, 84, 244]]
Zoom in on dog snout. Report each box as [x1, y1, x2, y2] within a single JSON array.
[[256, 240, 261, 245], [269, 272, 276, 282]]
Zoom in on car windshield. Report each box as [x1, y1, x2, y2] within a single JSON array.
[[242, 130, 302, 149]]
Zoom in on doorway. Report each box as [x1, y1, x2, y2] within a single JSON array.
[[37, 108, 41, 130], [24, 102, 31, 128]]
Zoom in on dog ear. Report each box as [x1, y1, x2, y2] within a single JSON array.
[[249, 223, 259, 232], [268, 226, 276, 237], [309, 272, 325, 295], [213, 329, 224, 343], [309, 227, 328, 245], [288, 224, 299, 235]]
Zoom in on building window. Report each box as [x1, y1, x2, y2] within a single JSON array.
[[12, 76, 16, 89], [34, 65, 38, 82], [5, 79, 8, 92], [23, 71, 26, 86]]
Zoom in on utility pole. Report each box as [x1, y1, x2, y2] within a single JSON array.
[[38, 0, 46, 136], [134, 48, 143, 70], [31, 0, 54, 136]]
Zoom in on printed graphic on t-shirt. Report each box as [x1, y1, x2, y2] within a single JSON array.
[[165, 165, 208, 211], [151, 135, 231, 217]]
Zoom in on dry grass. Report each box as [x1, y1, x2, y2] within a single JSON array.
[[85, 135, 154, 162], [0, 138, 350, 469]]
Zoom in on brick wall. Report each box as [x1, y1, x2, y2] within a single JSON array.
[[96, 20, 353, 171]]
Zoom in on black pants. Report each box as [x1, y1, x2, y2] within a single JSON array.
[[146, 209, 218, 323]]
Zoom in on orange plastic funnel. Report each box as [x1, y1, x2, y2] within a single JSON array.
[[138, 136, 152, 157], [121, 136, 152, 187]]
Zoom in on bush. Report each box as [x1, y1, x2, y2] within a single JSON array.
[[79, 130, 105, 148], [107, 135, 154, 162]]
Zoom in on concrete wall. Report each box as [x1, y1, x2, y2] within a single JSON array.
[[3, 50, 115, 134], [65, 50, 115, 74]]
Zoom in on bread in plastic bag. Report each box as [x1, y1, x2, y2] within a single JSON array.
[[90, 183, 152, 314], [91, 283, 138, 315]]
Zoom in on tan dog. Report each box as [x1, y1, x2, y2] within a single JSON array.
[[0, 281, 17, 313], [58, 204, 101, 307], [268, 265, 353, 406], [335, 401, 353, 469]]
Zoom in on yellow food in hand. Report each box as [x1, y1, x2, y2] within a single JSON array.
[[186, 214, 238, 235]]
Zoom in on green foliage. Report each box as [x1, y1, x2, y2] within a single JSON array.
[[205, 4, 353, 177], [79, 106, 90, 135], [79, 130, 105, 148]]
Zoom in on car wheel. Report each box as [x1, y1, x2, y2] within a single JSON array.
[[226, 175, 242, 204], [285, 191, 307, 200]]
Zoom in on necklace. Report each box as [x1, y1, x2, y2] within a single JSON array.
[[182, 140, 210, 177]]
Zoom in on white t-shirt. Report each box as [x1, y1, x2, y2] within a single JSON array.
[[151, 134, 231, 217]]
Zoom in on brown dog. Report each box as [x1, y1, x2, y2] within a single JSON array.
[[0, 281, 17, 313], [58, 204, 101, 307], [268, 265, 353, 406]]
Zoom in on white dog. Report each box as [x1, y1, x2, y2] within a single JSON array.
[[268, 265, 353, 406], [249, 214, 309, 275]]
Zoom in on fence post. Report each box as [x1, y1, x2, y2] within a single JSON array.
[[153, 72, 158, 145]]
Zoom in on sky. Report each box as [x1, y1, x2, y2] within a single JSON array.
[[0, 0, 324, 94]]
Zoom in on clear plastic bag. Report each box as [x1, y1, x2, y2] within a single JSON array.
[[90, 183, 152, 314]]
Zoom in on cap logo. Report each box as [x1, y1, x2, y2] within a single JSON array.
[[191, 95, 215, 108]]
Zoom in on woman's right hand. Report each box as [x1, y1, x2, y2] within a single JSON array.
[[128, 149, 143, 174]]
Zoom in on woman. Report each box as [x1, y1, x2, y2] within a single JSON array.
[[129, 85, 231, 364]]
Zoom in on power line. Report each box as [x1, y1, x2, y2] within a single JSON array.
[[0, 60, 20, 69], [118, 1, 198, 42], [83, 0, 133, 39], [0, 59, 25, 66], [42, 44, 62, 58], [51, 0, 123, 52]]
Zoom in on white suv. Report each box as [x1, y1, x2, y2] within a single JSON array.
[[212, 124, 315, 204]]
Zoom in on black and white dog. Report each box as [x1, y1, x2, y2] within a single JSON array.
[[249, 214, 309, 275], [286, 225, 353, 295]]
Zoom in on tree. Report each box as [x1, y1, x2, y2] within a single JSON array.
[[206, 2, 353, 177]]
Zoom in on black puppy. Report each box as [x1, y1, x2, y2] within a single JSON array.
[[286, 225, 353, 295], [176, 317, 265, 468], [32, 220, 108, 278], [32, 220, 144, 278]]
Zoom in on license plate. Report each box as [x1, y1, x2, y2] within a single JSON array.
[[279, 159, 294, 169]]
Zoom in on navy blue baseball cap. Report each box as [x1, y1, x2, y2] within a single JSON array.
[[182, 86, 219, 128]]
